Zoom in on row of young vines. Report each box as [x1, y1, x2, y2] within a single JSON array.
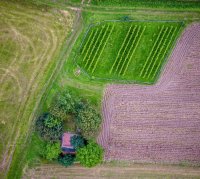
[[140, 26, 179, 79]]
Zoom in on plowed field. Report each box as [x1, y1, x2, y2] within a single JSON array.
[[98, 23, 200, 163]]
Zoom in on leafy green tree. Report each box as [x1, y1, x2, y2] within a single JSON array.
[[70, 135, 85, 149], [36, 113, 63, 141], [45, 142, 61, 161], [76, 140, 103, 167], [58, 154, 75, 167], [49, 90, 77, 120], [44, 114, 62, 128], [75, 106, 101, 139]]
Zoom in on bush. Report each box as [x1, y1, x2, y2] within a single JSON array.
[[45, 142, 61, 161], [70, 135, 85, 149], [75, 105, 101, 139], [49, 90, 77, 120], [58, 154, 75, 167], [76, 140, 103, 167], [36, 113, 63, 141]]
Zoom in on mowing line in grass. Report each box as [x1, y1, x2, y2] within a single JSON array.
[[87, 25, 111, 71], [122, 26, 146, 76], [139, 25, 164, 77], [92, 25, 115, 74], [109, 25, 133, 74], [143, 26, 169, 78]]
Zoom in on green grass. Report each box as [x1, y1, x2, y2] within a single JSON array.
[[91, 0, 200, 10], [75, 20, 182, 83], [0, 1, 73, 178], [2, 1, 200, 178]]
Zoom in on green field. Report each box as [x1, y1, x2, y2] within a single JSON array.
[[1, 0, 200, 179], [0, 1, 73, 178], [76, 20, 182, 83], [91, 0, 200, 10]]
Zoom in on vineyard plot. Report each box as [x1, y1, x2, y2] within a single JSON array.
[[75, 21, 182, 83]]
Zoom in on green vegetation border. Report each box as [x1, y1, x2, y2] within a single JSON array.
[[73, 19, 184, 84]]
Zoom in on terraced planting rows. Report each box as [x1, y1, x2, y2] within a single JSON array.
[[76, 21, 182, 83], [98, 24, 200, 163]]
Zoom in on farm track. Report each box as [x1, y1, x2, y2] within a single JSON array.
[[0, 2, 74, 175], [98, 23, 200, 163], [23, 163, 200, 179]]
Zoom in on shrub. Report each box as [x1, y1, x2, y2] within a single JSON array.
[[76, 140, 103, 167], [75, 105, 101, 139], [36, 113, 63, 141], [49, 90, 77, 120], [45, 142, 61, 161], [58, 154, 75, 167], [70, 135, 85, 149]]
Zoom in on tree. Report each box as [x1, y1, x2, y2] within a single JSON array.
[[70, 135, 85, 149], [35, 113, 63, 141], [75, 105, 101, 139], [76, 140, 103, 167], [45, 142, 61, 161], [49, 90, 77, 120], [58, 154, 75, 167], [44, 114, 62, 128]]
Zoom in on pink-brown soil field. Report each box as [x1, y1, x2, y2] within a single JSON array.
[[98, 23, 200, 163]]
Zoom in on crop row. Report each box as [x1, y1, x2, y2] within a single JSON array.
[[82, 29, 99, 62], [151, 27, 178, 78], [121, 26, 146, 76], [114, 26, 138, 74], [112, 25, 145, 76], [87, 25, 112, 71], [92, 25, 115, 73], [109, 25, 134, 74], [84, 26, 106, 67], [82, 24, 114, 73], [140, 25, 178, 79]]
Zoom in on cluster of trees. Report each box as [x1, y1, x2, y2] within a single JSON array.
[[35, 90, 103, 167]]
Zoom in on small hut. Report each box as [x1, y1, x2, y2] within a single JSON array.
[[61, 133, 76, 154]]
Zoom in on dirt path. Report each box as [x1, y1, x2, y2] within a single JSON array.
[[23, 163, 200, 179]]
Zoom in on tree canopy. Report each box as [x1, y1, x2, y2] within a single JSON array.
[[45, 142, 61, 160], [35, 113, 63, 141], [75, 105, 101, 139], [70, 135, 85, 149], [58, 154, 75, 167], [76, 140, 103, 167]]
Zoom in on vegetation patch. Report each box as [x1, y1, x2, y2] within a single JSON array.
[[91, 0, 200, 10], [34, 90, 103, 168], [75, 20, 183, 83]]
